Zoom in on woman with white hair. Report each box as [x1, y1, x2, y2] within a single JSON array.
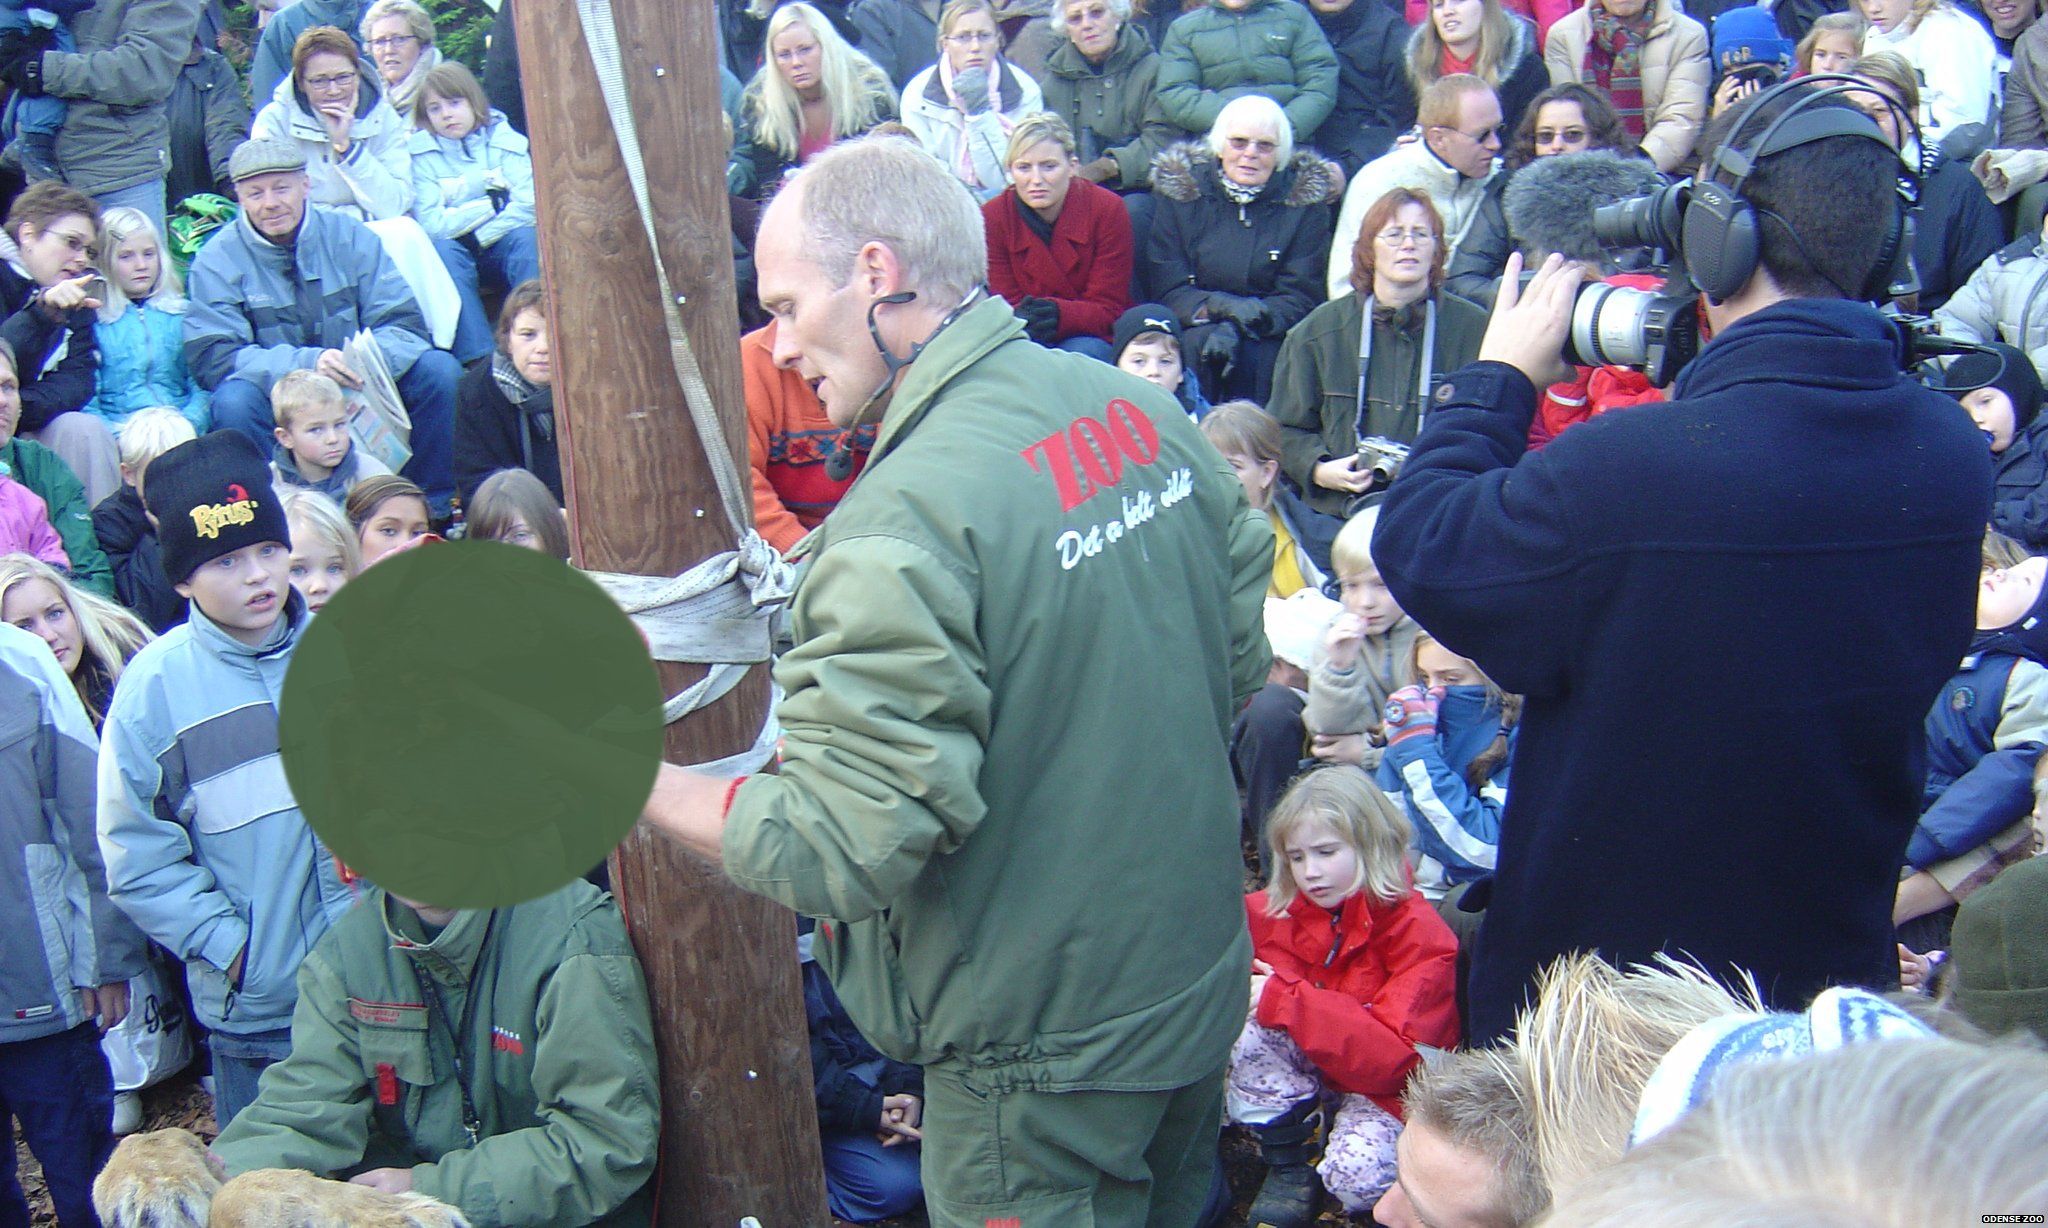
[[1039, 0, 1176, 192], [902, 0, 1046, 201], [1146, 94, 1334, 401], [729, 2, 899, 200], [359, 0, 442, 116]]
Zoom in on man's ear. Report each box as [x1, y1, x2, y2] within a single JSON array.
[[856, 240, 903, 298], [173, 580, 193, 599]]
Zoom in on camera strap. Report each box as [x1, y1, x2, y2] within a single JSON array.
[[1355, 296, 1436, 439]]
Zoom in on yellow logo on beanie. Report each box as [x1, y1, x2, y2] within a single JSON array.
[[191, 483, 260, 540]]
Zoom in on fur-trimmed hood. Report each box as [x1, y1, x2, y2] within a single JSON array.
[[1149, 141, 1336, 209], [1404, 9, 1535, 77]]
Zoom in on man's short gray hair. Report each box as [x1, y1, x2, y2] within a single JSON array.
[[795, 135, 988, 304], [1207, 94, 1294, 167]]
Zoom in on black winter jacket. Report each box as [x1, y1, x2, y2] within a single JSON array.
[[166, 47, 250, 208], [1375, 299, 1994, 1042], [0, 262, 99, 435], [1145, 142, 1333, 339], [1314, 0, 1414, 174], [454, 360, 563, 507], [91, 485, 186, 634]]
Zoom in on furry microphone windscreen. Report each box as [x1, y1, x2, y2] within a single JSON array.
[[1503, 151, 1667, 268]]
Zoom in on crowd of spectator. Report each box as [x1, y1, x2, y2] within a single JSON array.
[[1, 0, 2047, 1224]]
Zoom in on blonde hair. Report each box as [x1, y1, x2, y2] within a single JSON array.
[[1329, 506, 1380, 579], [95, 207, 185, 324], [1206, 94, 1294, 166], [271, 370, 347, 431], [1511, 954, 1761, 1199], [1795, 11, 1867, 73], [1404, 1049, 1549, 1227], [1410, 1, 1520, 99], [1417, 72, 1496, 132], [1005, 111, 1077, 166], [0, 553, 153, 726], [116, 407, 198, 475], [282, 489, 361, 577], [358, 0, 435, 46], [1535, 1040, 2048, 1227], [1985, 528, 2030, 572], [1851, 49, 1920, 116], [939, 0, 1000, 42], [743, 3, 894, 161], [1198, 400, 1281, 466], [1411, 631, 1520, 789], [1264, 766, 1413, 915]]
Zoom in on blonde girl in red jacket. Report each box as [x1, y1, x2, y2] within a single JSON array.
[[1230, 766, 1462, 1227]]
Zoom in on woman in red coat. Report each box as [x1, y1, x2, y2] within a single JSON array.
[[1230, 766, 1461, 1228], [981, 112, 1134, 361]]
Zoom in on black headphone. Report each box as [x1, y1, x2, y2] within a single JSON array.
[[1678, 73, 1921, 304]]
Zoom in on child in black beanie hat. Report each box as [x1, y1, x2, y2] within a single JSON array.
[[1945, 344, 2048, 550], [144, 430, 295, 642]]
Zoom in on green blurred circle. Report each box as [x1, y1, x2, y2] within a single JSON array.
[[280, 540, 663, 908]]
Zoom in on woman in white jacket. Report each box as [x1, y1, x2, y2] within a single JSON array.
[[902, 0, 1045, 202], [1861, 0, 1996, 138], [249, 24, 462, 351]]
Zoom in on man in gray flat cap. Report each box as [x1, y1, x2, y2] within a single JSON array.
[[182, 136, 460, 518]]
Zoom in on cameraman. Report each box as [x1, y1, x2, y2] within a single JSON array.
[[1371, 85, 1994, 1043]]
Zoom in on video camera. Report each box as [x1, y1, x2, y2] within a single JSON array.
[[1542, 74, 1922, 388]]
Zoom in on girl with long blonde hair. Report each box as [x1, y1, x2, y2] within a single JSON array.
[[728, 2, 898, 199], [0, 552, 153, 727]]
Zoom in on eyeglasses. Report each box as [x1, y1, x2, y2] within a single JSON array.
[[1225, 135, 1279, 154], [1437, 124, 1501, 144], [1534, 126, 1588, 145], [302, 72, 357, 91], [945, 29, 998, 45], [1375, 227, 1436, 247], [366, 34, 419, 50]]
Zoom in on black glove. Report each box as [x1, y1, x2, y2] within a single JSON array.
[[0, 31, 44, 96], [952, 65, 991, 115], [1198, 320, 1241, 384], [1207, 292, 1271, 337], [1015, 296, 1060, 344]]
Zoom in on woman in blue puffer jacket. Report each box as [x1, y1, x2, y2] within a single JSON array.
[[88, 208, 209, 433]]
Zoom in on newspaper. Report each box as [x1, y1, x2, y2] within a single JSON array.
[[342, 329, 413, 472]]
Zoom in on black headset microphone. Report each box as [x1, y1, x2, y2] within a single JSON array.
[[823, 287, 983, 481]]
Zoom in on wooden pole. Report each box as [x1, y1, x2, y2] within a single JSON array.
[[510, 1, 830, 1223]]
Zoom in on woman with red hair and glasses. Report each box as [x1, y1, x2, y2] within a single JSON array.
[[1265, 187, 1487, 518]]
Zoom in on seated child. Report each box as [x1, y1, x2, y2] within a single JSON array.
[[269, 370, 392, 502], [1113, 303, 1208, 421], [0, 468, 66, 567], [1304, 506, 1420, 773], [91, 406, 196, 632], [1941, 344, 2048, 550], [280, 489, 358, 615], [1231, 767, 1461, 1227], [467, 467, 569, 560], [409, 62, 541, 364], [1375, 633, 1519, 941], [210, 878, 662, 1227], [1200, 400, 1340, 598], [797, 918, 924, 1223], [344, 473, 431, 568], [1895, 530, 2048, 952], [0, 0, 91, 181]]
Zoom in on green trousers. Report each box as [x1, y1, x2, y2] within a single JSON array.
[[918, 1062, 1227, 1228]]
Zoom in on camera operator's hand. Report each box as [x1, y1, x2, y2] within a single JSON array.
[[1479, 252, 1581, 391], [1313, 454, 1373, 495]]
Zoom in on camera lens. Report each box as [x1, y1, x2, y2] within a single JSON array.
[[1592, 183, 1686, 253], [1569, 282, 1654, 369]]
